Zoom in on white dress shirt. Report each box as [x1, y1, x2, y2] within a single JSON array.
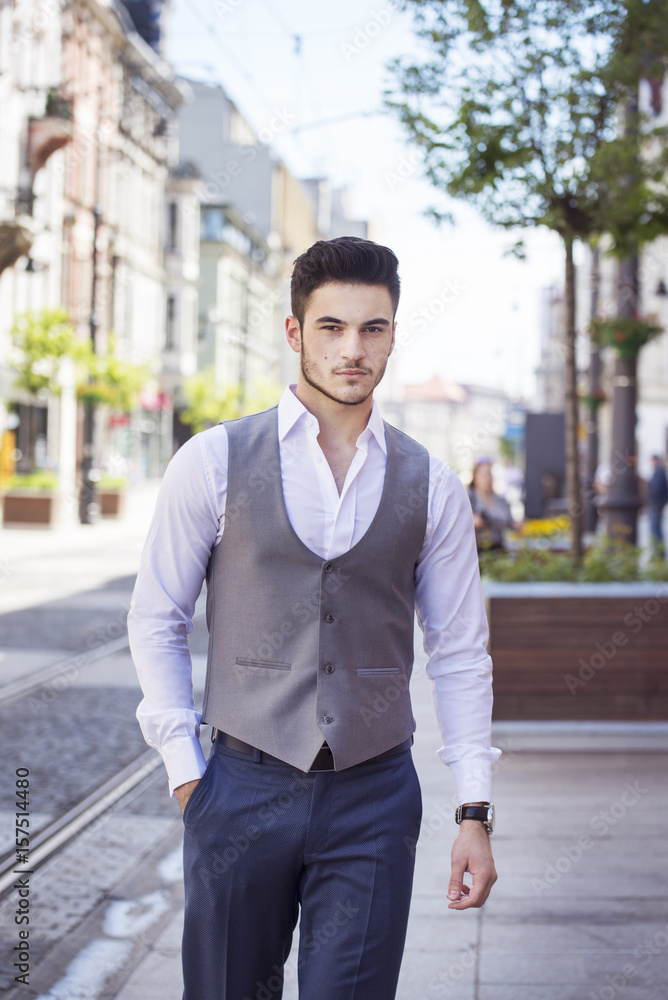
[[128, 385, 501, 802]]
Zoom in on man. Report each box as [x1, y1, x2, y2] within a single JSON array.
[[128, 236, 500, 1000], [648, 453, 668, 557]]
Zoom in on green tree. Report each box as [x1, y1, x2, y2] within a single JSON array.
[[76, 335, 149, 413], [10, 308, 79, 397], [180, 369, 242, 434], [9, 308, 82, 472], [179, 370, 281, 435], [387, 0, 668, 557]]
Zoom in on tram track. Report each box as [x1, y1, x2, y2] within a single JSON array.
[[0, 635, 135, 710], [0, 607, 206, 710], [0, 748, 165, 897]]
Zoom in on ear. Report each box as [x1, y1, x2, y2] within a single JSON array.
[[285, 315, 301, 354], [389, 321, 396, 356]]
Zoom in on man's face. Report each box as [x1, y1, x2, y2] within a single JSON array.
[[286, 282, 396, 407]]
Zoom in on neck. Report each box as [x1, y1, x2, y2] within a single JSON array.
[[293, 377, 373, 446]]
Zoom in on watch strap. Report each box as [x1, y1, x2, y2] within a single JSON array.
[[455, 803, 494, 832]]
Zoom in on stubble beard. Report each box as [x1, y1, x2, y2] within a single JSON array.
[[299, 344, 389, 407]]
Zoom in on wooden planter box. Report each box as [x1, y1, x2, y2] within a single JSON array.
[[484, 582, 668, 722], [2, 490, 58, 527], [98, 488, 125, 518]]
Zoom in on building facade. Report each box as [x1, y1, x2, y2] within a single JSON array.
[[198, 204, 281, 405], [0, 0, 194, 510], [385, 374, 523, 478]]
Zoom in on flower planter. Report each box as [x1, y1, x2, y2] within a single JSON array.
[[98, 488, 125, 518], [484, 582, 668, 721], [2, 489, 58, 527]]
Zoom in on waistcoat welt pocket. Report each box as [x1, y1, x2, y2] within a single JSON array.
[[356, 667, 401, 675], [236, 657, 292, 670]]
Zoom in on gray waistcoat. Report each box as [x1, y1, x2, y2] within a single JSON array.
[[202, 406, 430, 771]]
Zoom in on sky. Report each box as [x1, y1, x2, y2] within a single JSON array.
[[165, 0, 566, 400]]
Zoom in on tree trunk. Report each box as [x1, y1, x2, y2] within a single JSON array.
[[564, 235, 583, 559], [583, 245, 601, 534]]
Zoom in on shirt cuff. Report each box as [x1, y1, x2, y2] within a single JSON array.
[[160, 735, 208, 797], [438, 749, 501, 806]]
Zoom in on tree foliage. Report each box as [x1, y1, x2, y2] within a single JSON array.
[[10, 308, 150, 412], [10, 308, 80, 397], [387, 0, 668, 557], [387, 0, 668, 252], [76, 336, 149, 413], [179, 370, 282, 435]]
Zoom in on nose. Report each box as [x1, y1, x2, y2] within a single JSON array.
[[340, 327, 366, 362]]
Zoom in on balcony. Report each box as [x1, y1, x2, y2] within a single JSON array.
[[27, 90, 74, 175], [0, 218, 35, 276]]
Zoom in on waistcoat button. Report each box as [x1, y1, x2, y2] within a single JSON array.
[[323, 715, 333, 724], [324, 562, 333, 573], [324, 663, 334, 673], [324, 613, 334, 623]]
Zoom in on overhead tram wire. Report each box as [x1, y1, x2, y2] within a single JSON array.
[[178, 0, 281, 121], [257, 0, 307, 125], [259, 0, 301, 55], [248, 4, 381, 141], [291, 109, 383, 133]]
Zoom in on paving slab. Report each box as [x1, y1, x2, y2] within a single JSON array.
[[151, 911, 184, 954], [479, 950, 668, 986], [0, 650, 69, 689], [403, 905, 479, 953], [478, 990, 660, 1000], [480, 921, 668, 951], [113, 950, 183, 1000]]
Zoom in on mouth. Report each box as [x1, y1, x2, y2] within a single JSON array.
[[336, 369, 368, 378]]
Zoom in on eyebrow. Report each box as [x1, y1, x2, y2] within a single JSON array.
[[315, 315, 391, 326]]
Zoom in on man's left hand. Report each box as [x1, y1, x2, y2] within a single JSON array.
[[447, 820, 497, 909]]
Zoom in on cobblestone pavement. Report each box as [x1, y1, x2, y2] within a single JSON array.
[[1, 491, 668, 999]]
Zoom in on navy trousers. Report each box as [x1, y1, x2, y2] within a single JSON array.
[[181, 739, 423, 1000]]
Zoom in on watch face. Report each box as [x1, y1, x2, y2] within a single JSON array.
[[485, 804, 495, 833]]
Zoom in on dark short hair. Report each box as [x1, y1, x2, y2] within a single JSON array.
[[290, 236, 400, 327]]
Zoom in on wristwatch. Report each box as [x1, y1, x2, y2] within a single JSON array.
[[455, 803, 494, 834]]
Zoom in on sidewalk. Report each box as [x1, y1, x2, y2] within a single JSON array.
[[0, 482, 160, 615], [0, 483, 160, 686]]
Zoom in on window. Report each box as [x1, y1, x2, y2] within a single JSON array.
[[165, 295, 176, 350], [168, 201, 178, 251]]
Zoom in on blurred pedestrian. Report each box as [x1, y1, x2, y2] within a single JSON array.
[[468, 459, 516, 551], [648, 454, 668, 557], [498, 454, 525, 521]]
